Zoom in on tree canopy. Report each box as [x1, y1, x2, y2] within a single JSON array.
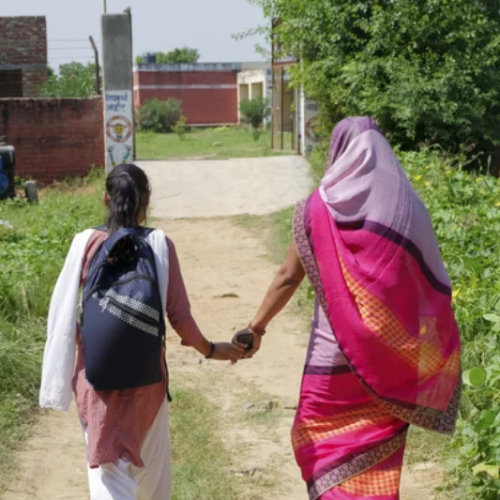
[[136, 47, 200, 65], [39, 62, 98, 98], [249, 0, 500, 151]]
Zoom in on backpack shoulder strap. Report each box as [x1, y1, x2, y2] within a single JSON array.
[[140, 227, 156, 239]]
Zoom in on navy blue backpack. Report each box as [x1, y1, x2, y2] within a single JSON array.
[[81, 227, 166, 392]]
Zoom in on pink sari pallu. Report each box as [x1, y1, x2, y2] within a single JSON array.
[[291, 118, 461, 499]]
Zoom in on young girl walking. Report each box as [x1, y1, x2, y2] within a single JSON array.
[[40, 163, 244, 500]]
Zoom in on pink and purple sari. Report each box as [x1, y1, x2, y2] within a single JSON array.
[[291, 118, 461, 499]]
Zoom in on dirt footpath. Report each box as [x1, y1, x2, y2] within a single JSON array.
[[3, 217, 440, 500], [138, 156, 312, 219], [2, 218, 306, 500]]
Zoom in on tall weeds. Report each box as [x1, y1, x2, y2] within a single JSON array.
[[0, 171, 105, 486]]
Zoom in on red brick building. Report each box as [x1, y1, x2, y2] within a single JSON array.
[[0, 98, 104, 182], [0, 16, 48, 98], [134, 63, 268, 126]]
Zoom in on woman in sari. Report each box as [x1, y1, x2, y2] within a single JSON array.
[[240, 117, 461, 499]]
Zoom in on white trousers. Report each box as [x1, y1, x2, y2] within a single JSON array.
[[85, 400, 172, 500]]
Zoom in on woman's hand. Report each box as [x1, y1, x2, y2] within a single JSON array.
[[212, 342, 245, 363], [232, 330, 262, 359], [243, 331, 262, 359]]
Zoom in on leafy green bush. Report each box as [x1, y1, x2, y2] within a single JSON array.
[[250, 0, 500, 151], [446, 358, 500, 500], [137, 98, 183, 133], [240, 97, 269, 141], [173, 115, 188, 141]]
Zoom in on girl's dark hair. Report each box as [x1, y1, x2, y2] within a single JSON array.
[[105, 164, 150, 234]]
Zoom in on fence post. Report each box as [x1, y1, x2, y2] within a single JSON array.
[[89, 36, 101, 95]]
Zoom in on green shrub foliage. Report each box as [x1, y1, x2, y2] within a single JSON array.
[[137, 98, 184, 133], [250, 0, 500, 151]]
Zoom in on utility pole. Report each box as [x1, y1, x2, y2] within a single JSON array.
[[103, 0, 107, 13], [89, 36, 101, 95]]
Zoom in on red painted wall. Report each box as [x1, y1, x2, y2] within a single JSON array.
[[0, 97, 104, 182], [137, 71, 237, 86], [137, 88, 237, 125], [134, 69, 238, 125]]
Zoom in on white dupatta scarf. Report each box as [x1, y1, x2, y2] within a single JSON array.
[[40, 229, 169, 411]]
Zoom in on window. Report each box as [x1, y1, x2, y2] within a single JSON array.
[[0, 70, 23, 98]]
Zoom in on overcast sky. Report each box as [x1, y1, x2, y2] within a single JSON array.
[[2, 0, 267, 67]]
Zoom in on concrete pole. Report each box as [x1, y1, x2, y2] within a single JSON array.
[[102, 13, 134, 173]]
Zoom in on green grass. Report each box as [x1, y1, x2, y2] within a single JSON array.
[[405, 426, 448, 466], [0, 173, 105, 487], [137, 127, 291, 160], [233, 208, 295, 267], [170, 389, 239, 500]]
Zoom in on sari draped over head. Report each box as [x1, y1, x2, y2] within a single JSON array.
[[292, 117, 461, 499]]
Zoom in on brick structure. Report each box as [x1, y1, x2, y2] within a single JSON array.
[[134, 63, 241, 125], [0, 16, 48, 98], [0, 98, 104, 182]]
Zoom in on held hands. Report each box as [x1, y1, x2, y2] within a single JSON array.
[[211, 342, 246, 364], [232, 328, 263, 359], [200, 327, 264, 364]]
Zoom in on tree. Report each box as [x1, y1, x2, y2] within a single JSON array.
[[240, 97, 269, 140], [136, 47, 200, 65], [248, 0, 500, 151], [39, 62, 99, 98]]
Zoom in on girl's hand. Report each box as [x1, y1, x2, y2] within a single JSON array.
[[212, 342, 245, 363]]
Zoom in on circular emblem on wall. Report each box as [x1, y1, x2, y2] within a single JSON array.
[[106, 115, 133, 143], [305, 117, 322, 143]]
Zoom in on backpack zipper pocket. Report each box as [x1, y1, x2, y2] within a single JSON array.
[[83, 274, 155, 309], [102, 294, 160, 327]]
